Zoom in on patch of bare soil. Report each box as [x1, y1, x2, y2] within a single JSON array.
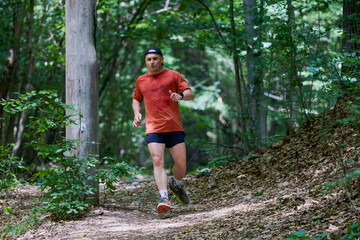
[[6, 96, 360, 239]]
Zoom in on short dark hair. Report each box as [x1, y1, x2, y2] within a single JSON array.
[[145, 47, 163, 57]]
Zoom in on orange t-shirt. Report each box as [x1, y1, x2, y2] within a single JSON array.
[[133, 69, 191, 134]]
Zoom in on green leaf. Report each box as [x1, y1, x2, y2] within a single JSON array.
[[312, 216, 323, 222], [4, 206, 13, 215], [315, 233, 330, 237], [49, 104, 54, 110], [253, 192, 263, 197], [18, 165, 30, 172]]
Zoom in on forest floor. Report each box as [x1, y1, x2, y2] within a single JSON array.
[[2, 96, 360, 239]]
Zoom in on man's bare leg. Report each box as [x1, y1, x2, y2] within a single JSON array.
[[168, 142, 189, 204], [147, 142, 167, 191], [169, 142, 187, 180], [148, 142, 174, 213]]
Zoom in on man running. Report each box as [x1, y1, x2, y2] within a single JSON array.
[[132, 47, 195, 213]]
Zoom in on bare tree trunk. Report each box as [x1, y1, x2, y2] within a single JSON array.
[[243, 0, 265, 149], [66, 0, 99, 204], [285, 0, 298, 135], [229, 0, 250, 153], [342, 0, 360, 52], [342, 0, 360, 82]]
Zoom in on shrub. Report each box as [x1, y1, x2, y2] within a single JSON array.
[[2, 91, 139, 218]]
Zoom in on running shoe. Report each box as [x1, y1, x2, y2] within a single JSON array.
[[169, 177, 190, 205], [157, 197, 174, 213]]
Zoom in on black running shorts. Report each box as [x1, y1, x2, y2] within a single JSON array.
[[145, 131, 186, 148]]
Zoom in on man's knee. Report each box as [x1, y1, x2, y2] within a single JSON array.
[[174, 160, 186, 170], [152, 155, 164, 167]]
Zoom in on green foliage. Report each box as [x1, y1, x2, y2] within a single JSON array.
[[340, 221, 360, 240], [33, 147, 139, 218], [97, 159, 142, 195], [208, 154, 233, 167], [1, 90, 76, 130], [1, 207, 43, 239], [285, 229, 329, 240], [286, 221, 360, 240], [0, 144, 27, 191], [32, 147, 98, 217], [32, 140, 139, 218], [285, 229, 312, 240]]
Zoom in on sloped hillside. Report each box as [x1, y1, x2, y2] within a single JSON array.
[[17, 95, 360, 239]]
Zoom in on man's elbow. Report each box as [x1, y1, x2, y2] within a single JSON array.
[[189, 92, 195, 100], [185, 89, 195, 101]]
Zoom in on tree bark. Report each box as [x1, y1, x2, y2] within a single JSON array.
[[229, 0, 250, 153], [342, 0, 360, 81], [285, 0, 298, 135], [342, 0, 360, 52], [243, 0, 266, 149], [65, 0, 99, 204]]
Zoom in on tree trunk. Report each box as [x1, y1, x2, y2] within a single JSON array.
[[229, 0, 250, 153], [243, 0, 265, 149], [285, 0, 298, 135], [65, 0, 99, 204], [343, 0, 360, 52], [342, 0, 360, 81]]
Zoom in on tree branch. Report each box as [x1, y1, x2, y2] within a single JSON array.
[[196, 0, 225, 44]]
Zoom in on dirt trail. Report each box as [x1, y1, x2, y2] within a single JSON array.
[[19, 198, 267, 240]]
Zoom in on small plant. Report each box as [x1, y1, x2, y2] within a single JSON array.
[[285, 229, 330, 240], [286, 221, 360, 240], [340, 221, 360, 240], [31, 140, 99, 218], [1, 207, 42, 239], [285, 229, 311, 240], [97, 158, 142, 202]]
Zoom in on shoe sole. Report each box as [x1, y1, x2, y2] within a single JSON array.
[[157, 204, 174, 213]]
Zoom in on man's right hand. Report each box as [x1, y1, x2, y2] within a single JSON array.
[[133, 113, 142, 128]]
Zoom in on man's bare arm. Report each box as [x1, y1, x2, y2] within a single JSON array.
[[132, 99, 143, 128], [182, 89, 195, 101]]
